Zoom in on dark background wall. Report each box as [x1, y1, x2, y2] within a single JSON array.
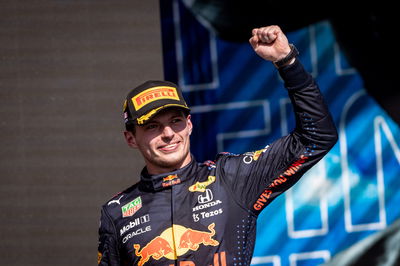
[[0, 1, 161, 265]]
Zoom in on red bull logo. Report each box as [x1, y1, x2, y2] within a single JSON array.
[[133, 223, 219, 266], [178, 223, 219, 250], [134, 236, 174, 266], [163, 174, 178, 182], [162, 174, 181, 188]]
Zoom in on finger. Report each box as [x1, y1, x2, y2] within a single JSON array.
[[259, 28, 268, 42], [257, 26, 277, 43], [254, 27, 266, 43], [265, 26, 280, 43], [249, 34, 259, 48], [266, 30, 277, 43]]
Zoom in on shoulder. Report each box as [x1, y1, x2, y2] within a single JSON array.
[[214, 147, 271, 164], [101, 183, 141, 217], [196, 153, 240, 172], [214, 151, 240, 162]]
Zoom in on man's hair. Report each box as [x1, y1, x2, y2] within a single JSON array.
[[125, 121, 136, 134], [125, 108, 190, 134]]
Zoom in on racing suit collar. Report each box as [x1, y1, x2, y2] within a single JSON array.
[[139, 155, 197, 192]]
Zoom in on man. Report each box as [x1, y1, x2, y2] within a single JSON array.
[[98, 25, 338, 265]]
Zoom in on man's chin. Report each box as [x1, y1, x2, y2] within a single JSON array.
[[160, 158, 183, 169], [157, 153, 189, 169]]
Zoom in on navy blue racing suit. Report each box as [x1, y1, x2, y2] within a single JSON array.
[[97, 59, 338, 266]]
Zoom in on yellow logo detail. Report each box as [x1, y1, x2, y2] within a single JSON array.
[[253, 147, 267, 161], [132, 86, 179, 111], [97, 251, 102, 264], [189, 176, 216, 192]]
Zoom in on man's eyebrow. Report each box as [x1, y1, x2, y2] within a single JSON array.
[[171, 114, 184, 119], [140, 112, 185, 126], [139, 120, 158, 127]]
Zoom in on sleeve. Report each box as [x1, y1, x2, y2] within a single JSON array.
[[98, 207, 121, 266], [219, 59, 338, 215]]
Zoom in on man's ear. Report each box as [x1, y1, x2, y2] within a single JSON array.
[[187, 114, 193, 135], [124, 131, 138, 149]]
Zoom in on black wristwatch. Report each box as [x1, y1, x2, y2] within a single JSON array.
[[273, 44, 299, 68]]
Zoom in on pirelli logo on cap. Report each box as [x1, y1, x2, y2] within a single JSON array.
[[132, 86, 180, 111]]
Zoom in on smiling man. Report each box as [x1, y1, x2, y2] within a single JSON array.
[[97, 25, 338, 266], [123, 81, 193, 175]]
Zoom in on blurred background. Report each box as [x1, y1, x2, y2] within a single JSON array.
[[160, 1, 400, 265], [1, 0, 399, 265], [0, 1, 161, 265]]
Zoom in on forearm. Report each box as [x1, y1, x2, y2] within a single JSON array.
[[279, 58, 338, 151]]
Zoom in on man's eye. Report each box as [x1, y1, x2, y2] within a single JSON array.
[[146, 124, 157, 130], [171, 118, 182, 123]]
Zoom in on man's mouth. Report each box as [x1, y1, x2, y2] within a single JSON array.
[[159, 142, 180, 152]]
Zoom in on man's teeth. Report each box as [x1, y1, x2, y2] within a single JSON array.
[[162, 143, 177, 150]]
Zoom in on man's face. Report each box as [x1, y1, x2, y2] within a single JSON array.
[[124, 108, 193, 175]]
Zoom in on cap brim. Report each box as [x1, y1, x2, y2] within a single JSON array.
[[136, 104, 190, 125]]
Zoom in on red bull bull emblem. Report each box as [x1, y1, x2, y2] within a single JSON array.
[[133, 223, 219, 266]]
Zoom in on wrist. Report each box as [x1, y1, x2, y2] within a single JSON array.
[[278, 58, 311, 89], [273, 44, 299, 68]]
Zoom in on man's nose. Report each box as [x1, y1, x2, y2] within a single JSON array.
[[161, 126, 174, 139]]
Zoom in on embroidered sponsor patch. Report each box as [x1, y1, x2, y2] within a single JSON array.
[[243, 146, 269, 164], [162, 174, 181, 188], [189, 176, 216, 192], [132, 86, 179, 111], [121, 196, 142, 218]]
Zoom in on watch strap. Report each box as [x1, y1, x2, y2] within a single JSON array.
[[273, 44, 299, 68]]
